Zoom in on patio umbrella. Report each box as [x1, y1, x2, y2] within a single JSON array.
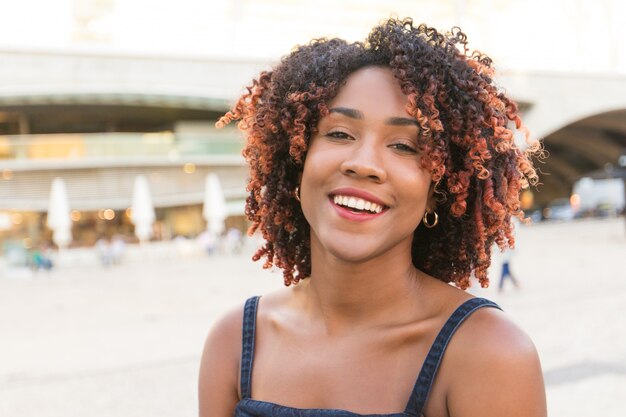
[[202, 173, 227, 236], [47, 177, 72, 248], [130, 175, 156, 243]]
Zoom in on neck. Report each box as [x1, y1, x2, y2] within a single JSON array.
[[298, 239, 424, 334]]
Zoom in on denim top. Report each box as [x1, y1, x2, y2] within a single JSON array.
[[234, 296, 501, 417]]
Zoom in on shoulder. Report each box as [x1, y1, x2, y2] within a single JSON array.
[[197, 289, 294, 417], [448, 302, 538, 367], [198, 299, 248, 417], [201, 300, 246, 361], [441, 301, 547, 417]]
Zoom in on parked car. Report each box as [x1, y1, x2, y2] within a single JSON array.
[[571, 177, 625, 218], [542, 198, 575, 221]]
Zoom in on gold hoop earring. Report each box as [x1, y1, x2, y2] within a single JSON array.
[[294, 186, 301, 202], [423, 210, 438, 228]]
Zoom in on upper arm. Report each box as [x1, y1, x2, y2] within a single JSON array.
[[445, 309, 547, 417], [198, 305, 243, 417]]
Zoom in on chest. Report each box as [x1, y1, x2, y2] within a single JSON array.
[[250, 323, 446, 415]]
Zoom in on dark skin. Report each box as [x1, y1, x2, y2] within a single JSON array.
[[199, 68, 547, 417]]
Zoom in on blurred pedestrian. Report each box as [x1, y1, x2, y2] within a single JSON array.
[[96, 237, 112, 267], [498, 249, 520, 292], [30, 242, 53, 272], [225, 227, 243, 254], [111, 234, 126, 265], [197, 230, 216, 256]]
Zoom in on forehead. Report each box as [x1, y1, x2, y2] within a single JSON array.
[[328, 67, 410, 116]]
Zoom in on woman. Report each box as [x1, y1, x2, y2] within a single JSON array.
[[199, 18, 546, 417]]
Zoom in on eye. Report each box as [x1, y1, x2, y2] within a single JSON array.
[[389, 142, 418, 154], [326, 131, 353, 140]]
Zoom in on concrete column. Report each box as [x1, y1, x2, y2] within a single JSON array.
[[18, 114, 29, 135]]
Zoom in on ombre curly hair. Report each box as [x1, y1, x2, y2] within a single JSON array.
[[217, 18, 541, 289]]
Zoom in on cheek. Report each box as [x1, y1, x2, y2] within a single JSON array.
[[301, 143, 338, 185], [398, 163, 432, 192], [400, 173, 432, 216]]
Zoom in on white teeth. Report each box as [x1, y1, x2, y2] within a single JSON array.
[[332, 195, 384, 214]]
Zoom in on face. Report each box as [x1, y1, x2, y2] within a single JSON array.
[[300, 66, 433, 265]]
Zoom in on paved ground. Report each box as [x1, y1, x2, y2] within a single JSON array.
[[0, 217, 624, 417]]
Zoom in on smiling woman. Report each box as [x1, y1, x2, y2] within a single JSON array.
[[200, 18, 546, 417], [300, 67, 433, 265]]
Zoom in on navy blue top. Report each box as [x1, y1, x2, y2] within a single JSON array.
[[234, 296, 501, 417]]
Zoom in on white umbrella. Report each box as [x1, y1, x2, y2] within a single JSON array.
[[130, 175, 156, 243], [47, 177, 72, 248], [202, 173, 228, 236]]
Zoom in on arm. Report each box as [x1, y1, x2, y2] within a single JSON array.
[[445, 309, 547, 417], [198, 306, 243, 417]]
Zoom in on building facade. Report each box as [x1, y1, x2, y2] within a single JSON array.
[[0, 50, 269, 249]]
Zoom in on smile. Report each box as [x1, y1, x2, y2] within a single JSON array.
[[332, 195, 384, 214]]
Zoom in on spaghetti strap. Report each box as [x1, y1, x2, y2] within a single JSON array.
[[404, 297, 501, 416], [240, 296, 261, 400]]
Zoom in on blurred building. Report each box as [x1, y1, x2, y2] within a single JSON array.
[[1, 0, 626, 250], [0, 49, 269, 247]]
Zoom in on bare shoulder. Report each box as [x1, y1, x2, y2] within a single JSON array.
[[450, 303, 537, 360], [198, 301, 246, 417], [197, 291, 292, 417], [442, 302, 547, 417]]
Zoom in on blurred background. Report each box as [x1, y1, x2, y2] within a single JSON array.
[[0, 1, 624, 416]]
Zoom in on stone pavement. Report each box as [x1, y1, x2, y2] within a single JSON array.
[[0, 218, 624, 417]]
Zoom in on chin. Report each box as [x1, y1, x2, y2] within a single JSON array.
[[328, 248, 378, 264], [313, 224, 411, 261], [319, 238, 390, 265]]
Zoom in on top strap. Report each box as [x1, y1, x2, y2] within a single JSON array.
[[404, 297, 501, 416], [240, 295, 261, 399]]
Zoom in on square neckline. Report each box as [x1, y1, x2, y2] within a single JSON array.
[[235, 296, 501, 417], [237, 398, 411, 417]]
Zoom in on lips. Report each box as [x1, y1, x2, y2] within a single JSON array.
[[328, 187, 389, 220]]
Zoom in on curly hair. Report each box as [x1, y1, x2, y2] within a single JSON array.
[[217, 17, 541, 289]]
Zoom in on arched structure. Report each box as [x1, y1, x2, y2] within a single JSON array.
[[498, 72, 626, 206], [538, 110, 626, 202]]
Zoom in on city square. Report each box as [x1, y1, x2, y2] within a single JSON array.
[[0, 217, 624, 417]]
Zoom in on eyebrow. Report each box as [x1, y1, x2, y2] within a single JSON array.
[[329, 107, 419, 128], [329, 107, 363, 119], [385, 117, 420, 128]]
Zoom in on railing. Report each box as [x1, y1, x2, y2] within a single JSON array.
[[0, 130, 245, 161]]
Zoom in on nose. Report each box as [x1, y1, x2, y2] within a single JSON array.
[[339, 139, 387, 182]]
